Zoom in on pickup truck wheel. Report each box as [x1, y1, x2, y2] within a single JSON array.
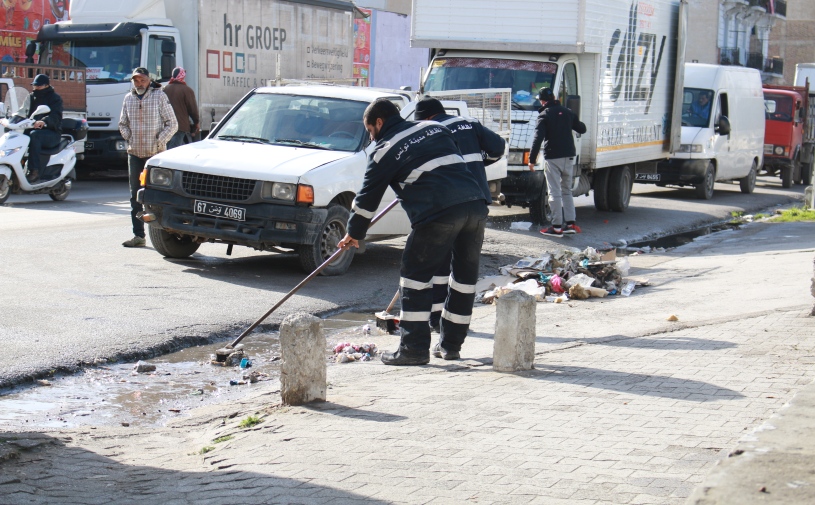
[[739, 160, 757, 194], [780, 163, 793, 189], [803, 162, 813, 185], [694, 163, 715, 200], [0, 175, 9, 204], [529, 185, 552, 225], [608, 165, 632, 212], [298, 205, 354, 276], [593, 167, 611, 211], [148, 225, 201, 258]]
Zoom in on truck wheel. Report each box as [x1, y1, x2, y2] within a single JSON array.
[[0, 175, 9, 204], [298, 204, 354, 276], [803, 162, 813, 185], [149, 224, 201, 258], [780, 163, 793, 188], [48, 180, 71, 201], [793, 157, 803, 184], [694, 163, 715, 200], [529, 185, 552, 225], [739, 160, 757, 194], [593, 167, 611, 211], [608, 165, 632, 212]]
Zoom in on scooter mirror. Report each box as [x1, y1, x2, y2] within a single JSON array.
[[30, 105, 51, 118]]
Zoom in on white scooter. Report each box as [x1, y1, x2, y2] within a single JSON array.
[[0, 105, 85, 204]]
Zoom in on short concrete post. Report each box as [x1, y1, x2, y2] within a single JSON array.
[[280, 313, 326, 405], [493, 290, 536, 372]]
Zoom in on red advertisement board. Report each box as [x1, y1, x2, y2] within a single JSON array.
[[0, 0, 69, 65], [353, 8, 371, 86]]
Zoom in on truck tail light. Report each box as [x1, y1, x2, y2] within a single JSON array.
[[297, 184, 314, 204]]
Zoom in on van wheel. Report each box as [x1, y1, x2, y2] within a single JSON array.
[[694, 163, 715, 200], [608, 165, 632, 212], [593, 167, 611, 211], [298, 205, 354, 276], [780, 163, 793, 188], [0, 175, 9, 204], [149, 225, 201, 258], [803, 162, 813, 185], [739, 160, 757, 194], [529, 185, 552, 225]]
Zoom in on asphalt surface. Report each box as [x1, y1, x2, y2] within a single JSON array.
[[0, 176, 807, 389]]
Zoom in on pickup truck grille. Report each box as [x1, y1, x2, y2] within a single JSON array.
[[181, 172, 257, 201]]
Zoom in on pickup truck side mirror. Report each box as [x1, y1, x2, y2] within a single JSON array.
[[715, 115, 731, 136]]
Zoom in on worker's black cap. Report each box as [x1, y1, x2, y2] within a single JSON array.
[[131, 67, 150, 79], [31, 74, 49, 86], [415, 96, 446, 120], [536, 87, 555, 101]]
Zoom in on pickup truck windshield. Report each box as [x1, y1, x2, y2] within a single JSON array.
[[40, 40, 141, 84], [424, 57, 557, 111], [763, 94, 793, 122], [215, 93, 369, 152]]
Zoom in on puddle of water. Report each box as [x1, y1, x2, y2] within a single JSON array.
[[626, 222, 741, 252], [0, 312, 386, 430]]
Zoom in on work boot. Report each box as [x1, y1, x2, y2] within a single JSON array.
[[432, 343, 460, 360], [380, 347, 430, 366], [26, 170, 39, 183], [122, 236, 146, 248]]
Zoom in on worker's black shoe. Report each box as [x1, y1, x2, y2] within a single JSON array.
[[380, 348, 430, 366], [432, 343, 460, 361], [26, 170, 39, 183]]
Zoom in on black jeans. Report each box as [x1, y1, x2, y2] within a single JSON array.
[[128, 154, 148, 238], [28, 129, 61, 172], [398, 199, 488, 355]]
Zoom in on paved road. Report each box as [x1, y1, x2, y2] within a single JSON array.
[[0, 177, 806, 388]]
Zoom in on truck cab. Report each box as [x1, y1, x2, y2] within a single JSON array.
[[762, 87, 808, 188]]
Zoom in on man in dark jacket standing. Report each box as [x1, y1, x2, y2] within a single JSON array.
[[163, 66, 199, 149], [338, 99, 488, 365], [528, 87, 587, 237], [413, 97, 505, 346], [15, 74, 63, 183]]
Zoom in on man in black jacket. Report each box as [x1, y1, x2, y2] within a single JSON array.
[[527, 87, 586, 237], [414, 96, 505, 352], [15, 74, 63, 183], [338, 99, 488, 365]]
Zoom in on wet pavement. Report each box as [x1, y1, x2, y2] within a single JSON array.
[[0, 313, 383, 430]]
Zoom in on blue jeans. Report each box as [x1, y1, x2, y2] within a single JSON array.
[[167, 131, 192, 149], [128, 154, 148, 238], [398, 199, 488, 354]]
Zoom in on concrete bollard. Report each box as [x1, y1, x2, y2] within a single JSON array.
[[279, 312, 326, 405], [493, 290, 537, 372]]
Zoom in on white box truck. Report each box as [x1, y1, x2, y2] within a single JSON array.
[[33, 0, 357, 168], [411, 0, 688, 221]]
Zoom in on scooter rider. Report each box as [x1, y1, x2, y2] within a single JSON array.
[[10, 74, 63, 183]]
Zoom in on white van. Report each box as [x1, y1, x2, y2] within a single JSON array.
[[644, 64, 765, 199]]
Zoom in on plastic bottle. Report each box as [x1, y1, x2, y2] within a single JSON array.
[[620, 280, 636, 297]]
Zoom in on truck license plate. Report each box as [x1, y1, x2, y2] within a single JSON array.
[[635, 173, 661, 181], [194, 200, 246, 221]]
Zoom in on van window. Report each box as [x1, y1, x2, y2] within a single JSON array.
[[424, 57, 557, 111], [716, 93, 728, 124], [682, 88, 714, 127]]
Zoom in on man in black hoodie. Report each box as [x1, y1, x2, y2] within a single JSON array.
[[16, 74, 63, 183], [528, 87, 586, 237]]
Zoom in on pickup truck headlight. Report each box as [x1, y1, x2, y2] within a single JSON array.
[[678, 144, 703, 153], [506, 151, 530, 165], [261, 182, 295, 201], [149, 167, 173, 186]]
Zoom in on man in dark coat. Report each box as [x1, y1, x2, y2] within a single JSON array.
[[338, 99, 489, 365], [414, 96, 505, 347], [527, 87, 587, 237], [14, 74, 63, 183], [163, 66, 200, 148]]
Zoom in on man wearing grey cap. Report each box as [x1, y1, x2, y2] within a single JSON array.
[[118, 67, 177, 248]]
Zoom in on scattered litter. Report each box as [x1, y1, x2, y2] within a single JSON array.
[[36, 380, 52, 387], [481, 247, 646, 305], [239, 358, 252, 369], [361, 324, 371, 335], [169, 409, 181, 413], [510, 221, 533, 231], [134, 361, 156, 373], [332, 342, 378, 363], [666, 314, 679, 322]]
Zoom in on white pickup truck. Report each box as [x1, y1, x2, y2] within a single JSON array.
[[138, 86, 447, 275]]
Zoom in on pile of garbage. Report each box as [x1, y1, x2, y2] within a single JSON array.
[[333, 342, 379, 363], [476, 247, 647, 304]]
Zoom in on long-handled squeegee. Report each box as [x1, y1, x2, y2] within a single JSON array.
[[214, 198, 399, 362]]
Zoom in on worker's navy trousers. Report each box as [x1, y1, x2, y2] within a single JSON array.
[[398, 199, 488, 355]]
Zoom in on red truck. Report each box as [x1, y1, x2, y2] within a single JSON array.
[[762, 83, 814, 188]]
